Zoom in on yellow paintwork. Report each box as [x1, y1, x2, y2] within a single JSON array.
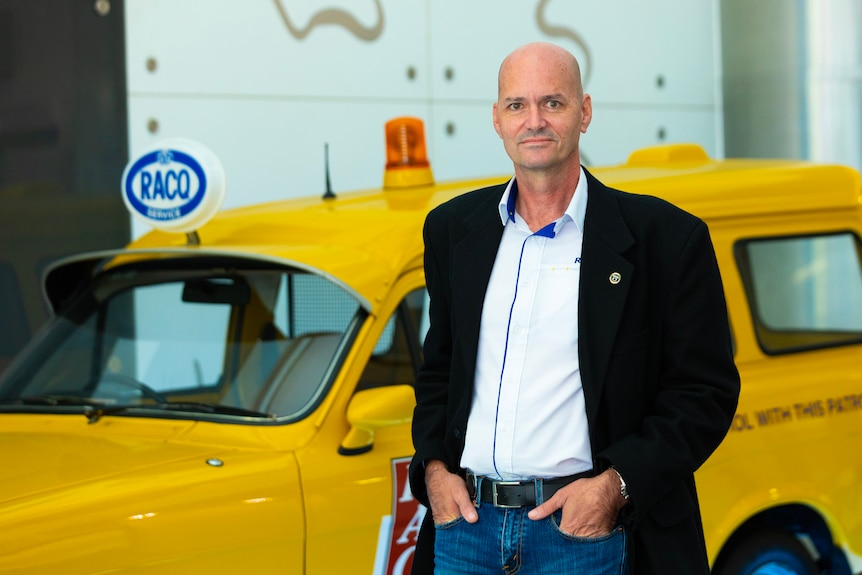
[[3, 142, 862, 573]]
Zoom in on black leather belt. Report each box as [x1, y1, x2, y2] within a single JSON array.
[[465, 469, 595, 508]]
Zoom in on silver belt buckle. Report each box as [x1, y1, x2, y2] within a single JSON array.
[[491, 481, 522, 508]]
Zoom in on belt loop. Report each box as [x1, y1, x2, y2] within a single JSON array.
[[535, 477, 545, 506], [465, 470, 481, 506]]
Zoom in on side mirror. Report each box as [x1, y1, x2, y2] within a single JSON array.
[[339, 385, 414, 456]]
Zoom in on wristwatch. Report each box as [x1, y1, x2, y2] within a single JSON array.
[[611, 467, 630, 502]]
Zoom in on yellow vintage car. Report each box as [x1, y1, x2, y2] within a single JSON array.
[[1, 118, 861, 575]]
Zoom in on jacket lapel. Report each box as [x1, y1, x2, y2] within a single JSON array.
[[451, 185, 506, 382], [579, 170, 635, 427]]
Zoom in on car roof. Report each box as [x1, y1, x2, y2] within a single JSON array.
[[99, 145, 861, 314]]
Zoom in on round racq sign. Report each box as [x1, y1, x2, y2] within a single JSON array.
[[122, 139, 226, 233]]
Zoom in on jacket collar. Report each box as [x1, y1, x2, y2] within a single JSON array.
[[578, 168, 635, 428]]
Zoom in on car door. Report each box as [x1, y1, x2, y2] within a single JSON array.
[[298, 270, 427, 575]]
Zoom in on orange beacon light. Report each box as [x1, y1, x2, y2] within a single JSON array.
[[383, 116, 435, 189]]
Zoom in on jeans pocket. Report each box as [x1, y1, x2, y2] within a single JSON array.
[[541, 511, 631, 574], [434, 515, 466, 530], [548, 510, 625, 543]]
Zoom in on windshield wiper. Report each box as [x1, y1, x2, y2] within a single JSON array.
[[4, 396, 137, 423], [12, 394, 100, 406], [150, 402, 276, 419], [0, 396, 275, 423], [1, 395, 123, 424], [84, 402, 276, 423]]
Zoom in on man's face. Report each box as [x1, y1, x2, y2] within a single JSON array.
[[492, 49, 592, 175]]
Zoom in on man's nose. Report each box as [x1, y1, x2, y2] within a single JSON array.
[[525, 106, 546, 130]]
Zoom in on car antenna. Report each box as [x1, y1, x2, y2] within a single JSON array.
[[322, 142, 336, 200]]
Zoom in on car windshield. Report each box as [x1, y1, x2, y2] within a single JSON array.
[[0, 260, 362, 422]]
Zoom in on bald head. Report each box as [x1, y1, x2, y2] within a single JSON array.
[[492, 42, 592, 182], [498, 42, 584, 100]]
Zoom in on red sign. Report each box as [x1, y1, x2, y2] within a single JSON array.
[[381, 458, 426, 575]]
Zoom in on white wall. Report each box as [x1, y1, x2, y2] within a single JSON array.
[[806, 0, 862, 171], [721, 0, 862, 172], [126, 0, 721, 235]]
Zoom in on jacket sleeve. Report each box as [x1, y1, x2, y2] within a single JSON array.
[[409, 209, 455, 507], [597, 220, 740, 524]]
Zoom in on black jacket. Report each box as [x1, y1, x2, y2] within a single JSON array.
[[409, 169, 740, 574]]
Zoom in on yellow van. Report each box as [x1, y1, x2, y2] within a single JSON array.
[[1, 118, 860, 575]]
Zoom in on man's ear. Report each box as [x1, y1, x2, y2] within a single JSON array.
[[492, 103, 503, 138], [580, 94, 593, 134]]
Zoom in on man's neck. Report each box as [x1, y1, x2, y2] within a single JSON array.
[[513, 166, 582, 232]]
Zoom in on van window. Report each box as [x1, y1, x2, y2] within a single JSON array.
[[355, 288, 426, 392], [737, 232, 862, 354]]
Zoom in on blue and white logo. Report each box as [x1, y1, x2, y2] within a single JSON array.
[[122, 139, 226, 233]]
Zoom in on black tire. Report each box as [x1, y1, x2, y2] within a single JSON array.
[[713, 529, 819, 575]]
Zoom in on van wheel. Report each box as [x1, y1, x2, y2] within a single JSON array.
[[713, 529, 819, 575]]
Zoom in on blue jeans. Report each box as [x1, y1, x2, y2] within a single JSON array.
[[433, 502, 630, 575]]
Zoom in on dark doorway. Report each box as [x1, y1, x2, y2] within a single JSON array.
[[0, 0, 129, 375]]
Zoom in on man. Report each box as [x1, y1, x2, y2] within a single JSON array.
[[409, 42, 740, 574]]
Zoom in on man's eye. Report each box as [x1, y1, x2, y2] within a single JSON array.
[[547, 100, 560, 109], [509, 103, 522, 111]]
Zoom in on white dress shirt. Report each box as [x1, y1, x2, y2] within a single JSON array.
[[460, 169, 593, 480]]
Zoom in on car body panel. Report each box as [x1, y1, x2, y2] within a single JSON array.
[[0, 415, 305, 573]]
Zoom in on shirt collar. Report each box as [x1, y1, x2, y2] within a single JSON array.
[[497, 167, 588, 235]]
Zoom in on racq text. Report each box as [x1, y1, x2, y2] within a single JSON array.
[[138, 169, 193, 200]]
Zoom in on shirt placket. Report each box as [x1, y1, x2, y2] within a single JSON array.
[[495, 234, 545, 477]]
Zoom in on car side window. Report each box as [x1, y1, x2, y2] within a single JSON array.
[[736, 232, 862, 354], [355, 288, 426, 392]]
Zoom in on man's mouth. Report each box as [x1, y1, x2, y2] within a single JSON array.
[[518, 133, 555, 146], [519, 137, 553, 145]]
